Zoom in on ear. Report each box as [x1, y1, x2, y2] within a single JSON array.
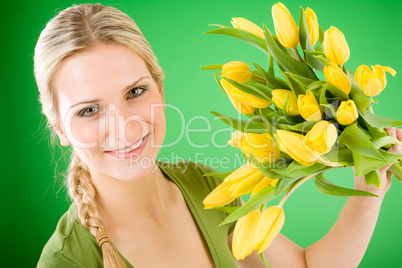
[[53, 122, 71, 147]]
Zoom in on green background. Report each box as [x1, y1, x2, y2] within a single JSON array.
[[1, 0, 402, 267]]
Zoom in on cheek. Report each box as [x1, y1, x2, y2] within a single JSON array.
[[68, 119, 100, 147]]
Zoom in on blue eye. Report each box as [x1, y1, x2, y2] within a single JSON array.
[[79, 106, 99, 118]]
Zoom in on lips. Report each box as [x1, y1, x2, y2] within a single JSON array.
[[106, 134, 149, 152]]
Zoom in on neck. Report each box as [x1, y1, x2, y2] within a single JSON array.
[[89, 161, 174, 232]]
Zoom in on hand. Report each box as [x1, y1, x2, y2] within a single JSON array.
[[352, 127, 402, 198]]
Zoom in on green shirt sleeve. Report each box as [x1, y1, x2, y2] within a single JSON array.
[[194, 162, 241, 235]]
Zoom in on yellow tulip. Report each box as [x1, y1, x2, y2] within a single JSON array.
[[275, 129, 319, 166], [324, 62, 351, 95], [231, 17, 265, 39], [222, 61, 252, 83], [272, 89, 300, 116], [324, 26, 350, 65], [250, 177, 278, 197], [203, 162, 265, 209], [297, 90, 322, 121], [271, 2, 299, 48], [355, 64, 397, 97], [228, 131, 280, 163], [254, 206, 285, 253], [221, 79, 272, 114], [304, 120, 337, 155], [305, 7, 319, 46], [336, 100, 359, 125], [232, 210, 261, 260], [202, 182, 236, 209]]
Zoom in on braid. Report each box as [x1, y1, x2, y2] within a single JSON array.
[[67, 153, 126, 268]]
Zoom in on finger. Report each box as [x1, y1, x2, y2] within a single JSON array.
[[396, 128, 402, 141], [385, 127, 396, 138]]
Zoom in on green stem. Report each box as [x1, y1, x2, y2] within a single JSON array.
[[278, 167, 341, 207], [291, 48, 303, 62]]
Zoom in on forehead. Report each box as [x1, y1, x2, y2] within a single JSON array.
[[52, 44, 150, 108]]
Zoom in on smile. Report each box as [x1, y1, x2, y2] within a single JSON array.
[[105, 133, 150, 160], [110, 136, 147, 154]]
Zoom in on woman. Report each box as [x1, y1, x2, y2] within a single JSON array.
[[35, 3, 402, 268]]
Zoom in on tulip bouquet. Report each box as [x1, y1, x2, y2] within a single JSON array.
[[201, 2, 402, 265]]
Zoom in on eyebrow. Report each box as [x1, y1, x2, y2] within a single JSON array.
[[69, 76, 150, 109]]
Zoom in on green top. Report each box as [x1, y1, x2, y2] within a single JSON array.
[[37, 160, 241, 268]]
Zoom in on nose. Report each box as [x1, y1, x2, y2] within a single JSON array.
[[105, 104, 149, 149]]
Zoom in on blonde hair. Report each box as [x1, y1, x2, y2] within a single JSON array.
[[34, 3, 165, 267]]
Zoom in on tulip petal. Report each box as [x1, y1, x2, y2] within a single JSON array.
[[364, 78, 383, 97], [276, 130, 318, 165], [224, 162, 258, 183], [231, 17, 265, 39], [254, 206, 285, 252], [233, 210, 261, 260], [203, 182, 235, 209]]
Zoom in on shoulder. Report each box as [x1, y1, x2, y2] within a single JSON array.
[[37, 203, 103, 268], [156, 159, 224, 191]]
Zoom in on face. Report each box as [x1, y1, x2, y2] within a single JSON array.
[[52, 44, 166, 182]]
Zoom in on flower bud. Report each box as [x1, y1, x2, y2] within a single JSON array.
[[231, 17, 265, 39], [324, 26, 350, 65], [275, 129, 319, 166], [306, 7, 319, 46], [336, 100, 358, 125], [228, 131, 280, 163], [297, 90, 322, 121], [222, 61, 252, 83], [355, 64, 396, 97], [254, 206, 285, 253], [324, 62, 351, 95], [221, 79, 271, 114], [250, 177, 278, 197], [272, 89, 300, 116], [203, 162, 266, 209], [232, 210, 261, 260], [304, 120, 337, 155], [272, 2, 299, 48]]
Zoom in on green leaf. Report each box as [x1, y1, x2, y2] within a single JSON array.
[[201, 64, 223, 70], [223, 77, 272, 101], [210, 111, 266, 133], [214, 76, 227, 96], [205, 27, 268, 55], [324, 148, 354, 166], [351, 151, 387, 176], [252, 62, 289, 89], [219, 185, 276, 225], [388, 162, 402, 181], [338, 123, 386, 161], [364, 169, 382, 188], [248, 154, 285, 180], [363, 110, 402, 128], [203, 170, 234, 178], [320, 104, 337, 119], [349, 82, 375, 114], [262, 24, 318, 80], [280, 70, 307, 96], [314, 173, 378, 197], [371, 136, 401, 149], [274, 176, 302, 196], [326, 84, 350, 101], [285, 72, 315, 88], [298, 7, 326, 72], [279, 120, 317, 134], [212, 206, 240, 214], [284, 161, 326, 177]]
